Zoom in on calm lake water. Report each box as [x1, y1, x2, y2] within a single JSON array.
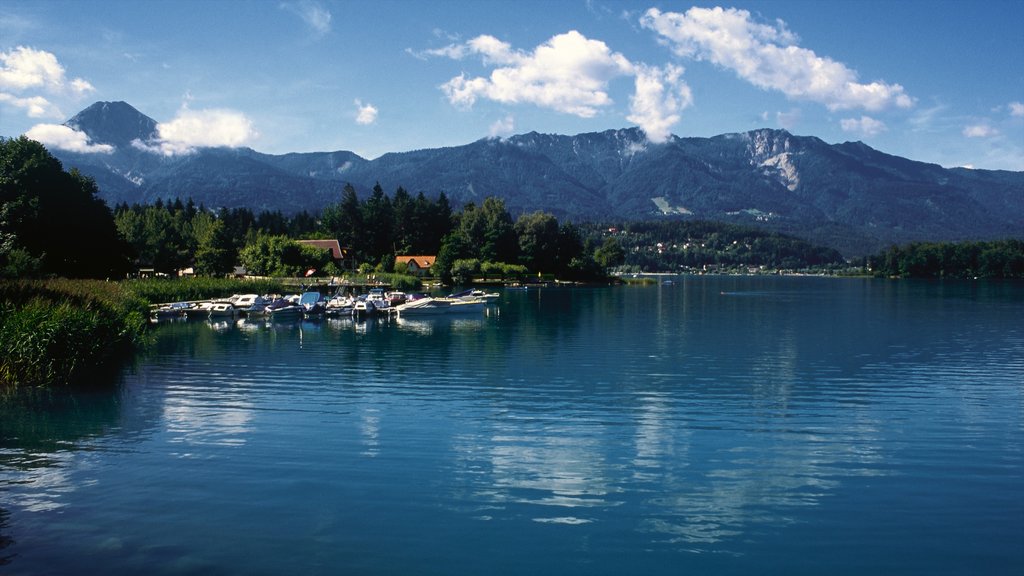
[[2, 276, 1022, 575]]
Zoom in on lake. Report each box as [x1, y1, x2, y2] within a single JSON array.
[[1, 276, 1022, 575]]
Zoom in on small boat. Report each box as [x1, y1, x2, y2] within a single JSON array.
[[325, 294, 354, 317], [207, 301, 239, 319], [299, 291, 326, 317], [352, 297, 376, 318], [395, 297, 485, 317], [264, 298, 303, 321], [450, 289, 500, 303], [386, 291, 408, 306], [151, 301, 193, 320], [239, 295, 270, 317], [183, 301, 214, 320]]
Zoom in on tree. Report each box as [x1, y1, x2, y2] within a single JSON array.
[[361, 182, 393, 262], [594, 236, 626, 269], [1, 136, 129, 278], [239, 233, 331, 277], [192, 212, 236, 276], [515, 211, 560, 274]]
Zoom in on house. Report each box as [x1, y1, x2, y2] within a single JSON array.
[[395, 255, 436, 276], [297, 239, 353, 270]]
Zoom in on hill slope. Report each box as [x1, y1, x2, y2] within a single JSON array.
[[46, 101, 1024, 256]]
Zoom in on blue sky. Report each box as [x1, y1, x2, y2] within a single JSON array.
[[2, 0, 1022, 170]]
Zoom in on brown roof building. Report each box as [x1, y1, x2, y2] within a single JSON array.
[[297, 239, 346, 261], [395, 255, 436, 275]]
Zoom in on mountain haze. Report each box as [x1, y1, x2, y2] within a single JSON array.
[[44, 101, 1024, 256]]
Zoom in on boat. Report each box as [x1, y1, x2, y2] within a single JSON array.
[[151, 301, 193, 320], [325, 294, 354, 317], [183, 301, 214, 320], [299, 291, 326, 317], [352, 297, 376, 318], [238, 295, 270, 317], [450, 289, 500, 303], [207, 301, 239, 319], [264, 298, 303, 321], [394, 297, 485, 317], [386, 291, 408, 306]]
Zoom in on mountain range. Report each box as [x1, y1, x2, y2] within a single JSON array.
[[46, 101, 1024, 256]]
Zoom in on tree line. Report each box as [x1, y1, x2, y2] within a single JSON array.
[[870, 240, 1024, 279]]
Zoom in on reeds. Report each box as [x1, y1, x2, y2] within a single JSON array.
[[0, 279, 149, 389]]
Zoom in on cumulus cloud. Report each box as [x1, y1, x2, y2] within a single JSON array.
[[640, 7, 914, 112], [488, 114, 515, 137], [281, 1, 331, 37], [436, 30, 634, 118], [0, 46, 94, 95], [355, 99, 378, 125], [0, 46, 95, 121], [134, 106, 258, 156], [1009, 101, 1024, 117], [0, 93, 60, 118], [24, 124, 114, 154], [426, 30, 689, 141], [841, 115, 888, 137], [962, 123, 998, 138], [627, 64, 692, 142]]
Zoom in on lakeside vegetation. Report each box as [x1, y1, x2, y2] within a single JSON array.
[[870, 240, 1024, 279], [3, 136, 1022, 389], [0, 279, 148, 389]]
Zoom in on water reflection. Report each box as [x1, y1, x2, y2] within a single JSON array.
[[0, 507, 13, 567], [3, 280, 1022, 573]]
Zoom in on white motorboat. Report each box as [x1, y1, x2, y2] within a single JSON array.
[[207, 301, 239, 319], [395, 297, 484, 317]]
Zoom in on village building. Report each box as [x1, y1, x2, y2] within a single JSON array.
[[297, 239, 353, 270], [395, 255, 436, 276]]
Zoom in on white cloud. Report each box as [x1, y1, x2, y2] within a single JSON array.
[[24, 123, 114, 154], [489, 114, 515, 137], [0, 93, 61, 118], [1009, 101, 1024, 117], [355, 99, 378, 125], [436, 30, 634, 118], [281, 1, 331, 37], [0, 46, 94, 95], [640, 7, 914, 112], [626, 64, 692, 143], [962, 123, 998, 138], [134, 107, 258, 156], [0, 46, 95, 123], [841, 115, 888, 137]]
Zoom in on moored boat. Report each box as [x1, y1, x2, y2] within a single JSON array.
[[394, 297, 485, 317], [207, 301, 239, 319], [151, 301, 193, 320], [264, 298, 303, 321]]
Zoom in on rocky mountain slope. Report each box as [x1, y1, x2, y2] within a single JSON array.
[[46, 101, 1024, 255]]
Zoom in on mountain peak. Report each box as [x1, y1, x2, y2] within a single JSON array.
[[65, 101, 158, 148]]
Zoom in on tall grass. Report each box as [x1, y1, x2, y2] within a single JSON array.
[[123, 277, 285, 304], [0, 279, 149, 389]]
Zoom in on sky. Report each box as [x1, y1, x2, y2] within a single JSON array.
[[1, 0, 1022, 170]]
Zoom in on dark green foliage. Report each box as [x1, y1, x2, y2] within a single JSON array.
[[122, 277, 284, 304], [1, 137, 129, 278], [871, 239, 1024, 278], [238, 234, 333, 277], [577, 220, 846, 272], [0, 279, 149, 388]]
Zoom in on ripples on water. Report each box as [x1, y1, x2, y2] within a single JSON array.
[[1, 277, 1022, 575]]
